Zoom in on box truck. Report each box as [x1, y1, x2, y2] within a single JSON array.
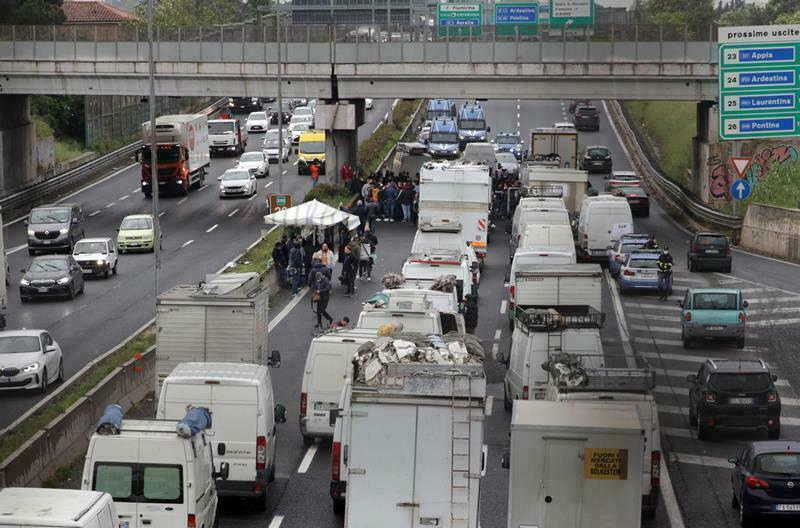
[[505, 400, 643, 528], [521, 166, 589, 214], [155, 273, 270, 390], [140, 114, 211, 198], [529, 127, 579, 168]]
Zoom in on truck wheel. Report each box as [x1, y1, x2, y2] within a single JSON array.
[[503, 388, 512, 412], [302, 435, 315, 446], [768, 423, 781, 440], [252, 490, 268, 512], [333, 498, 345, 515], [143, 191, 152, 199]]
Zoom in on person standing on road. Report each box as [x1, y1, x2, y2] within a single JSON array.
[[657, 247, 674, 301], [644, 235, 660, 250], [463, 294, 479, 334], [312, 272, 334, 329], [310, 161, 320, 188], [384, 180, 398, 221], [399, 183, 414, 223], [341, 245, 358, 296], [352, 200, 367, 234], [272, 242, 289, 288], [359, 227, 377, 281], [288, 240, 305, 296], [366, 198, 380, 232], [313, 242, 336, 274]]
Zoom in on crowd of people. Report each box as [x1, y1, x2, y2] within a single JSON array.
[[342, 167, 421, 229]]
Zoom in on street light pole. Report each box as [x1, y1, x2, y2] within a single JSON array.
[[147, 0, 161, 396], [276, 12, 284, 194]]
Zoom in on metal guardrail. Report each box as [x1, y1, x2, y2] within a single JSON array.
[[606, 100, 743, 231], [0, 98, 229, 218]]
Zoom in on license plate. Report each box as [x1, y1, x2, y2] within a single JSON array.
[[593, 161, 603, 165], [38, 287, 48, 293], [706, 325, 725, 330], [44, 240, 51, 244], [120, 522, 129, 528], [641, 271, 656, 278], [776, 504, 800, 511], [628, 199, 641, 204], [729, 397, 754, 405], [706, 249, 719, 254], [314, 402, 337, 410], [128, 243, 140, 247]]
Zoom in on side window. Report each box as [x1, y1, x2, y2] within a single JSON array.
[[142, 465, 183, 503], [39, 334, 47, 352], [683, 291, 690, 309], [42, 332, 53, 346]]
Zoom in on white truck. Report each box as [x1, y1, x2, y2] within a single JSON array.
[[140, 114, 211, 198], [507, 264, 602, 329], [522, 166, 590, 213], [543, 354, 661, 519], [334, 344, 487, 526], [413, 220, 481, 273], [155, 273, 271, 391], [505, 400, 644, 528], [208, 118, 248, 156], [529, 127, 579, 169], [419, 161, 492, 259], [356, 295, 466, 334], [402, 250, 479, 300]]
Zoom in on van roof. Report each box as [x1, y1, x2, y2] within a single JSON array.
[[459, 105, 485, 119], [299, 130, 325, 140], [584, 195, 629, 204], [95, 419, 181, 438], [512, 400, 642, 433], [431, 118, 457, 133], [165, 362, 267, 384], [0, 488, 107, 527]]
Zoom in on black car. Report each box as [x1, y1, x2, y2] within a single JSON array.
[[20, 255, 85, 302], [573, 105, 600, 131], [688, 232, 732, 273], [615, 186, 650, 217], [26, 204, 85, 255], [229, 97, 262, 113], [688, 359, 781, 441], [729, 441, 800, 527], [580, 145, 612, 173], [569, 99, 592, 113], [269, 101, 293, 126]]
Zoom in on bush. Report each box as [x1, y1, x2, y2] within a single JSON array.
[[33, 115, 53, 139], [357, 99, 420, 174], [732, 164, 800, 215], [55, 138, 87, 164], [303, 183, 355, 209]]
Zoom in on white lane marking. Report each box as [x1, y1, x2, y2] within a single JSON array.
[[662, 427, 695, 439], [89, 210, 102, 217], [660, 405, 800, 426], [494, 329, 502, 340], [671, 276, 708, 284], [516, 113, 520, 119], [282, 170, 288, 175], [119, 194, 129, 201], [293, 159, 299, 166], [491, 343, 499, 360], [206, 224, 218, 233], [248, 194, 257, 201], [269, 287, 309, 332], [517, 104, 520, 110], [373, 121, 382, 133], [181, 240, 194, 248], [605, 269, 636, 367], [265, 181, 274, 188], [267, 515, 284, 528], [132, 187, 140, 193], [628, 312, 676, 322], [655, 386, 689, 396], [158, 211, 166, 217], [639, 351, 716, 363], [671, 453, 733, 470], [634, 336, 760, 352], [516, 121, 520, 128], [104, 202, 116, 208], [750, 317, 800, 327], [228, 208, 240, 217], [297, 443, 318, 474], [500, 300, 507, 314], [7, 244, 26, 255], [177, 197, 189, 205], [198, 184, 208, 191], [630, 324, 760, 337], [746, 296, 800, 304]]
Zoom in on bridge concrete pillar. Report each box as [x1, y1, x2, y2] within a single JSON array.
[[0, 95, 37, 194], [316, 100, 365, 187], [691, 100, 717, 202]]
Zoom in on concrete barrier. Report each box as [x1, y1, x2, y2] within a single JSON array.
[[740, 203, 800, 263], [0, 348, 155, 488]]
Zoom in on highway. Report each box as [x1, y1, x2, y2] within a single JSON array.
[[0, 98, 393, 429]]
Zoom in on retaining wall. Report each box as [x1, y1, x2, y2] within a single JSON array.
[[740, 203, 800, 263]]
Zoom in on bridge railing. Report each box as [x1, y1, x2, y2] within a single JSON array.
[[0, 23, 720, 65]]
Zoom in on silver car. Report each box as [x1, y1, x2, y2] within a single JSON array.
[[237, 151, 268, 178], [218, 168, 257, 198], [0, 330, 63, 392]]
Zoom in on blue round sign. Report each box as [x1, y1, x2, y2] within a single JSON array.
[[731, 178, 751, 201]]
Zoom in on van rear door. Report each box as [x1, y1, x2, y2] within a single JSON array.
[[135, 438, 188, 528], [210, 385, 259, 481], [307, 346, 351, 435]]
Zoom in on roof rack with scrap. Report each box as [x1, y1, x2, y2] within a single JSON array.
[[408, 249, 463, 265], [544, 353, 656, 392], [514, 305, 605, 331], [519, 185, 565, 198]]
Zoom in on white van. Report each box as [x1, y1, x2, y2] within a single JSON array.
[[508, 199, 570, 262], [0, 488, 119, 528], [156, 362, 286, 510], [82, 413, 225, 528], [518, 224, 576, 256], [356, 297, 466, 334], [462, 142, 497, 173], [300, 329, 376, 445], [370, 287, 460, 313], [578, 195, 634, 261], [507, 247, 577, 291], [401, 250, 479, 299], [412, 220, 480, 273]]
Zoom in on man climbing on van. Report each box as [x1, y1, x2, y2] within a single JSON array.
[[657, 247, 674, 301], [644, 234, 660, 250]]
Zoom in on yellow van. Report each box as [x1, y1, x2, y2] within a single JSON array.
[[297, 130, 326, 175]]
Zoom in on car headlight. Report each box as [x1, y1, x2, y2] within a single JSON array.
[[22, 363, 39, 373], [220, 184, 225, 190], [176, 179, 183, 185], [59, 228, 69, 235], [96, 259, 105, 266], [142, 181, 149, 186], [27, 229, 35, 236], [57, 277, 71, 285], [459, 134, 466, 139], [20, 278, 30, 286]]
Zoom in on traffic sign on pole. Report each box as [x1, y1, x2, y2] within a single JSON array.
[[437, 3, 483, 37], [731, 178, 752, 201], [719, 25, 800, 140], [494, 2, 538, 36], [268, 193, 292, 214], [548, 0, 594, 28], [731, 157, 753, 179]]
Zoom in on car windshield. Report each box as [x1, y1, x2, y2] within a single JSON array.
[[29, 208, 70, 224], [248, 112, 267, 121], [621, 242, 647, 253], [301, 140, 325, 154], [628, 258, 659, 269], [588, 148, 609, 156], [294, 108, 312, 116], [222, 171, 249, 181], [239, 153, 262, 163], [709, 373, 771, 392], [265, 139, 282, 149], [459, 119, 485, 129], [74, 241, 107, 255], [266, 129, 288, 140], [693, 292, 738, 310], [496, 135, 518, 145], [496, 153, 517, 163], [208, 122, 235, 135], [697, 235, 728, 246], [291, 115, 311, 124], [430, 133, 457, 143], [29, 259, 69, 272], [0, 336, 41, 354], [577, 107, 598, 114], [756, 453, 800, 476], [120, 217, 152, 230]]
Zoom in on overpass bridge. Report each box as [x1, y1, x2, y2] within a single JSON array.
[[0, 23, 719, 100]]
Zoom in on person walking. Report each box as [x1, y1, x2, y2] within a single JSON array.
[[399, 183, 414, 223], [359, 227, 377, 281], [657, 247, 674, 301], [308, 257, 330, 284], [384, 180, 398, 221], [288, 240, 305, 296], [463, 294, 479, 334], [365, 198, 380, 232], [352, 200, 367, 234], [271, 241, 289, 288], [313, 242, 336, 274], [310, 161, 320, 188], [341, 246, 358, 296], [312, 272, 334, 329]]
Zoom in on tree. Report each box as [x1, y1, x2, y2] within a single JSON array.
[[718, 4, 770, 26], [133, 0, 272, 26], [30, 95, 85, 141], [0, 0, 66, 24], [775, 9, 800, 24], [642, 0, 714, 31], [766, 0, 800, 22]]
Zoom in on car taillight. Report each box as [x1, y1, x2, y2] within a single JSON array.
[[300, 392, 307, 418], [582, 233, 588, 248], [739, 311, 746, 322], [522, 386, 529, 400], [472, 271, 478, 284], [614, 255, 623, 262], [623, 269, 636, 276], [256, 436, 267, 470], [509, 285, 515, 302], [684, 311, 692, 322], [704, 392, 717, 403], [746, 476, 770, 489], [690, 244, 697, 253], [768, 392, 778, 403], [332, 441, 341, 481], [651, 451, 661, 488], [187, 515, 196, 528]]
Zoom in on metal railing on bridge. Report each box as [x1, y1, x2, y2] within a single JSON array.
[[0, 23, 720, 65]]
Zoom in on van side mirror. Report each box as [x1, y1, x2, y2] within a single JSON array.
[[214, 462, 230, 480], [772, 374, 778, 382], [45, 345, 57, 353], [275, 404, 287, 424], [686, 374, 697, 384], [23, 219, 29, 226], [728, 456, 738, 465], [269, 350, 281, 368], [742, 300, 749, 309], [496, 352, 505, 364], [217, 443, 226, 456], [504, 224, 512, 234], [501, 451, 510, 469], [678, 300, 684, 308]]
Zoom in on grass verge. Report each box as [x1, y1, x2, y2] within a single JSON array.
[[0, 330, 155, 464], [622, 101, 696, 188], [222, 228, 282, 277], [55, 138, 88, 164], [304, 183, 355, 209], [721, 164, 800, 216], [358, 99, 420, 174]]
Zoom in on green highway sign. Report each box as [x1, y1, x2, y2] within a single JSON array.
[[548, 0, 594, 28], [494, 2, 538, 36], [437, 3, 483, 37], [719, 27, 800, 140]]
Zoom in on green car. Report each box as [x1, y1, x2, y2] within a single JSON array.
[[679, 288, 749, 349], [116, 214, 157, 253]]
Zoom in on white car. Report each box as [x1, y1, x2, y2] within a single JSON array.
[[495, 152, 519, 175], [292, 106, 315, 124], [237, 151, 269, 178], [290, 122, 311, 143], [245, 111, 269, 133], [218, 168, 257, 198], [72, 237, 118, 279], [265, 127, 290, 143], [365, 98, 374, 110], [263, 136, 291, 163], [0, 329, 63, 392], [553, 122, 577, 131]]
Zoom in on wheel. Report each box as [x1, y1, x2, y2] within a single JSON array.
[[39, 368, 48, 394], [67, 284, 75, 300], [28, 248, 35, 256], [740, 499, 754, 528], [268, 460, 276, 483], [252, 490, 268, 512], [119, 249, 126, 255], [57, 360, 64, 383], [682, 332, 692, 349], [104, 268, 110, 279], [736, 338, 745, 350], [79, 282, 84, 295], [732, 492, 739, 510], [724, 264, 732, 273], [333, 498, 345, 515], [688, 259, 694, 272], [67, 237, 74, 253], [503, 387, 512, 412], [696, 410, 710, 441], [20, 295, 28, 303], [302, 434, 315, 446], [768, 423, 781, 440], [689, 403, 697, 426], [112, 262, 118, 275]]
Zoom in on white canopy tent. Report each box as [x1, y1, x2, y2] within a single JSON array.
[[263, 199, 361, 230]]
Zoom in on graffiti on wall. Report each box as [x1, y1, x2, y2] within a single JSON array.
[[708, 144, 799, 202]]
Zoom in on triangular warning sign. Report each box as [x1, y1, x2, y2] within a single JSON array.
[[731, 157, 753, 179]]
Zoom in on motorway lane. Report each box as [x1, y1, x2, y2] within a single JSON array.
[[0, 99, 393, 428]]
